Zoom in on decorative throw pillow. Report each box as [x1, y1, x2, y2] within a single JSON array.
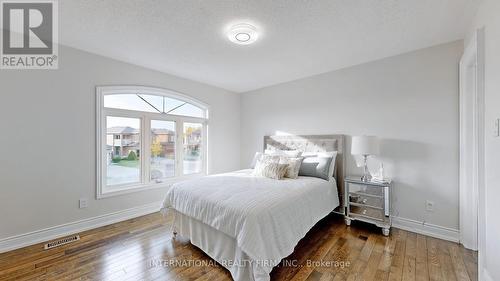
[[300, 151, 338, 180], [298, 155, 335, 181], [279, 157, 304, 179], [259, 162, 289, 180], [253, 154, 280, 176]]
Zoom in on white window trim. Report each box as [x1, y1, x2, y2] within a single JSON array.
[[96, 86, 209, 199]]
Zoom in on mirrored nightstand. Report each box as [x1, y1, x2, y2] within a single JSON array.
[[344, 176, 392, 236]]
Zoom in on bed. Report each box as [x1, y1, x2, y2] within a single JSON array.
[[161, 135, 346, 281]]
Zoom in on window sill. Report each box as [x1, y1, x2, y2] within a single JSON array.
[[97, 173, 206, 199]]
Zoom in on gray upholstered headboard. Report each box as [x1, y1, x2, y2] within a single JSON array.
[[263, 134, 346, 215]]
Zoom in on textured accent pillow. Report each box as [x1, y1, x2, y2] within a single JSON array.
[[264, 149, 303, 158], [259, 163, 289, 180], [298, 155, 334, 180], [279, 157, 304, 179], [253, 154, 280, 176]]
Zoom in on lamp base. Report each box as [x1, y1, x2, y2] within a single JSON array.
[[361, 154, 371, 182], [360, 174, 372, 182]]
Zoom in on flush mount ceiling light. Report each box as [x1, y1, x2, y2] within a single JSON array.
[[227, 23, 259, 45]]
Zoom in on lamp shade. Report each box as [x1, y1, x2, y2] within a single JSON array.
[[351, 136, 380, 156]]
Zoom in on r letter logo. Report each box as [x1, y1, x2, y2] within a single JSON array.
[[1, 0, 58, 69]]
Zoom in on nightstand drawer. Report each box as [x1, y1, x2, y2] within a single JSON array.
[[349, 205, 384, 221], [348, 183, 384, 198], [349, 193, 383, 209]]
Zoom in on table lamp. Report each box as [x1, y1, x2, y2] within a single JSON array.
[[351, 136, 380, 182]]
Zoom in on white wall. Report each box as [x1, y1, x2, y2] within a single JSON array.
[[240, 41, 463, 233], [0, 37, 470, 254], [467, 1, 500, 280], [0, 45, 241, 240]]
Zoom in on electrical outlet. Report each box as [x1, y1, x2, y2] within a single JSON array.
[[426, 200, 434, 212], [79, 198, 88, 209]]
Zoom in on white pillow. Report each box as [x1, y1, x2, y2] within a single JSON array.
[[250, 152, 263, 168], [301, 152, 318, 157], [252, 153, 279, 168], [264, 149, 303, 158], [279, 157, 303, 179]]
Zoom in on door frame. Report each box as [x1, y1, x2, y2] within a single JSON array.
[[459, 27, 485, 257]]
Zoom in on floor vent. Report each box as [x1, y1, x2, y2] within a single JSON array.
[[44, 235, 80, 250]]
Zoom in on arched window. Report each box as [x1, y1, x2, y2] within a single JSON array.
[[96, 86, 208, 198]]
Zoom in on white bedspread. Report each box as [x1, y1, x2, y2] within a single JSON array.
[[161, 169, 339, 279]]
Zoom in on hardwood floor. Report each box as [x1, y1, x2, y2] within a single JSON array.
[[0, 212, 477, 281]]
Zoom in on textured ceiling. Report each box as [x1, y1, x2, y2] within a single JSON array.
[[60, 0, 480, 92]]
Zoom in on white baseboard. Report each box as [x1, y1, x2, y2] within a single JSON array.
[[0, 201, 162, 253], [392, 216, 459, 243], [0, 205, 462, 253]]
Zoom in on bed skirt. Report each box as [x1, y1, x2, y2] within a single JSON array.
[[173, 210, 272, 281]]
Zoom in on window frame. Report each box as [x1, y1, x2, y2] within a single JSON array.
[[96, 86, 209, 199]]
